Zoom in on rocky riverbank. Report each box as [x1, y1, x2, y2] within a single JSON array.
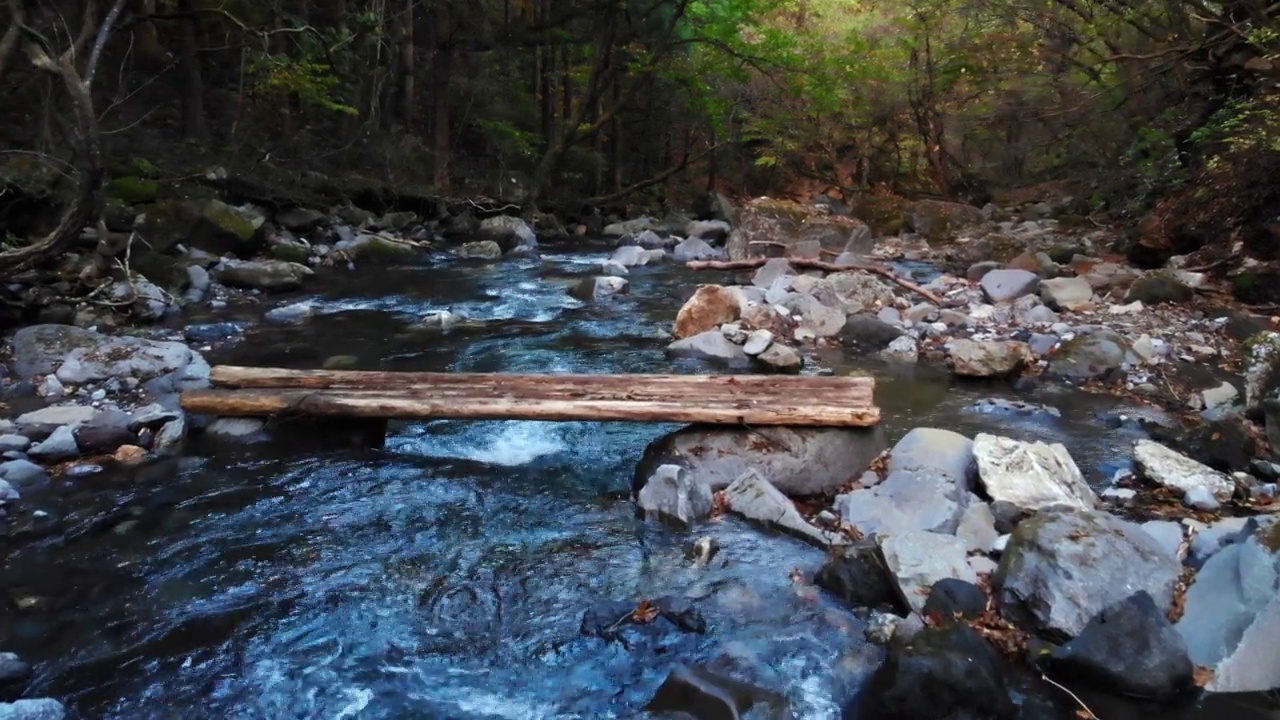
[[3, 185, 1280, 717]]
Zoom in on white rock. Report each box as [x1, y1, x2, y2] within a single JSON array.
[[973, 433, 1096, 511], [742, 329, 774, 356], [1200, 381, 1239, 411], [637, 465, 713, 528], [1133, 440, 1235, 504], [1109, 301, 1145, 315], [879, 531, 977, 614]]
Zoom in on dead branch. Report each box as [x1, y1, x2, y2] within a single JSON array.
[[584, 142, 725, 206], [686, 257, 945, 305]]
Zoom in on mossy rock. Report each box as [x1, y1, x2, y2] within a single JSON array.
[[323, 354, 360, 370], [131, 253, 189, 292], [1048, 245, 1086, 265], [136, 198, 266, 256], [1125, 272, 1194, 305], [270, 240, 312, 264], [106, 176, 161, 204], [847, 193, 911, 236]]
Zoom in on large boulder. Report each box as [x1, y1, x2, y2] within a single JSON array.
[[815, 543, 909, 613], [673, 285, 745, 339], [609, 244, 652, 267], [6, 324, 208, 390], [670, 236, 726, 263], [836, 428, 974, 538], [839, 315, 903, 353], [995, 508, 1181, 638], [456, 240, 503, 259], [635, 464, 713, 529], [880, 532, 978, 614], [725, 198, 871, 261], [946, 339, 1031, 378], [137, 198, 267, 256], [645, 665, 788, 720], [477, 215, 538, 253], [1048, 591, 1196, 701], [783, 293, 846, 337], [1175, 520, 1280, 692], [214, 259, 314, 292], [972, 433, 1097, 512], [847, 624, 1017, 720], [903, 200, 985, 242], [634, 424, 885, 497]]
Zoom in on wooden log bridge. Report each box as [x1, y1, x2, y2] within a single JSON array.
[[180, 366, 880, 427]]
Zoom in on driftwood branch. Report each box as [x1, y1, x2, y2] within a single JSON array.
[[686, 257, 945, 306]]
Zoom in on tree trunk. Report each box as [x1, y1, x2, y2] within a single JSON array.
[[176, 0, 207, 141], [428, 29, 452, 186], [399, 0, 416, 128]]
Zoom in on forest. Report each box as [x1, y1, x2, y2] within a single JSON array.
[[0, 0, 1277, 272]]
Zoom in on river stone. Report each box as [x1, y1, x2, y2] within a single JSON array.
[[0, 699, 66, 720], [0, 653, 29, 682], [727, 198, 870, 260], [645, 664, 788, 720], [339, 233, 420, 263], [947, 339, 1031, 378], [665, 331, 750, 369], [815, 543, 908, 613], [0, 479, 19, 503], [137, 198, 266, 256], [784, 294, 846, 337], [72, 409, 136, 454], [54, 333, 207, 389], [685, 220, 731, 243], [214, 259, 314, 291], [1039, 277, 1093, 310], [25, 425, 77, 461], [673, 285, 744, 339], [1048, 591, 1195, 701], [274, 206, 327, 231], [1244, 331, 1280, 415], [153, 416, 187, 457], [839, 314, 903, 353], [1126, 272, 1194, 305], [0, 435, 30, 454], [880, 531, 977, 614], [609, 245, 651, 267], [7, 324, 104, 381], [972, 433, 1096, 512], [570, 276, 629, 302], [603, 217, 654, 237], [751, 258, 797, 289], [722, 469, 837, 547], [835, 428, 974, 538], [1133, 440, 1235, 504], [924, 579, 988, 625], [994, 508, 1181, 638], [904, 199, 985, 241], [1176, 523, 1280, 692], [879, 335, 919, 363], [980, 269, 1039, 304], [635, 425, 885, 497], [670, 236, 724, 263], [848, 624, 1017, 720], [455, 240, 503, 259], [741, 329, 774, 356], [636, 464, 713, 529], [0, 460, 49, 491], [1045, 328, 1132, 381], [15, 405, 99, 434], [956, 498, 999, 553], [478, 215, 537, 251], [755, 343, 802, 374]]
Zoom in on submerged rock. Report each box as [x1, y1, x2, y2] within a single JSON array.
[[995, 508, 1181, 638], [972, 433, 1096, 512], [645, 664, 790, 720], [569, 276, 629, 302], [1048, 591, 1195, 701], [635, 424, 884, 497]]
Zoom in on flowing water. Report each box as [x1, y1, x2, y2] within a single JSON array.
[[4, 240, 1278, 719]]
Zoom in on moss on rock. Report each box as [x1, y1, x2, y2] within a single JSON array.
[[106, 176, 161, 204]]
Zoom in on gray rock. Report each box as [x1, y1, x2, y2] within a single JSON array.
[[742, 329, 774, 356], [751, 258, 796, 289], [603, 218, 655, 237], [1133, 440, 1235, 504], [1244, 331, 1280, 415], [755, 343, 803, 373], [1140, 521, 1185, 560], [215, 258, 314, 291], [836, 428, 974, 538], [15, 405, 98, 433], [722, 470, 837, 547], [1028, 333, 1059, 356], [7, 324, 105, 380], [128, 404, 181, 432], [980, 269, 1039, 303], [0, 460, 49, 491], [879, 335, 919, 363], [670, 236, 725, 263], [153, 416, 187, 456], [1046, 328, 1131, 381], [27, 425, 78, 461], [937, 309, 973, 327], [32, 328, 206, 389], [0, 653, 29, 682], [455, 240, 503, 259], [685, 220, 731, 243], [570, 276, 629, 302], [274, 206, 328, 231], [635, 425, 885, 497], [0, 479, 18, 503], [608, 245, 651, 267], [957, 498, 1000, 553], [664, 331, 750, 369], [947, 339, 1031, 378], [876, 307, 902, 327], [636, 464, 713, 528], [36, 375, 64, 398], [839, 314, 903, 353], [1039, 277, 1093, 310], [1200, 381, 1239, 411], [0, 435, 29, 454], [1176, 524, 1280, 692], [967, 261, 1001, 281], [903, 302, 937, 323], [973, 433, 1096, 512], [0, 699, 66, 720], [478, 215, 538, 251], [1049, 591, 1195, 701], [72, 409, 135, 453], [1184, 486, 1220, 511], [880, 531, 977, 614], [600, 260, 628, 276], [632, 229, 670, 249], [995, 508, 1181, 638]]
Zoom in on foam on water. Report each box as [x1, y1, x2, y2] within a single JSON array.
[[403, 420, 567, 467]]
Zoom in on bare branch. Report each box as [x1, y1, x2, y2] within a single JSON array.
[[87, 0, 128, 87]]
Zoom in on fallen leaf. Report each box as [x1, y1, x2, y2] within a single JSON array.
[[631, 598, 659, 624], [1193, 665, 1216, 688]]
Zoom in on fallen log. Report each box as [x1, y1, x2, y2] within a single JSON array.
[[686, 257, 944, 306], [180, 367, 880, 427]]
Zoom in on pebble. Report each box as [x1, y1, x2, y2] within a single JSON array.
[[90, 388, 107, 401], [37, 375, 65, 398]]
